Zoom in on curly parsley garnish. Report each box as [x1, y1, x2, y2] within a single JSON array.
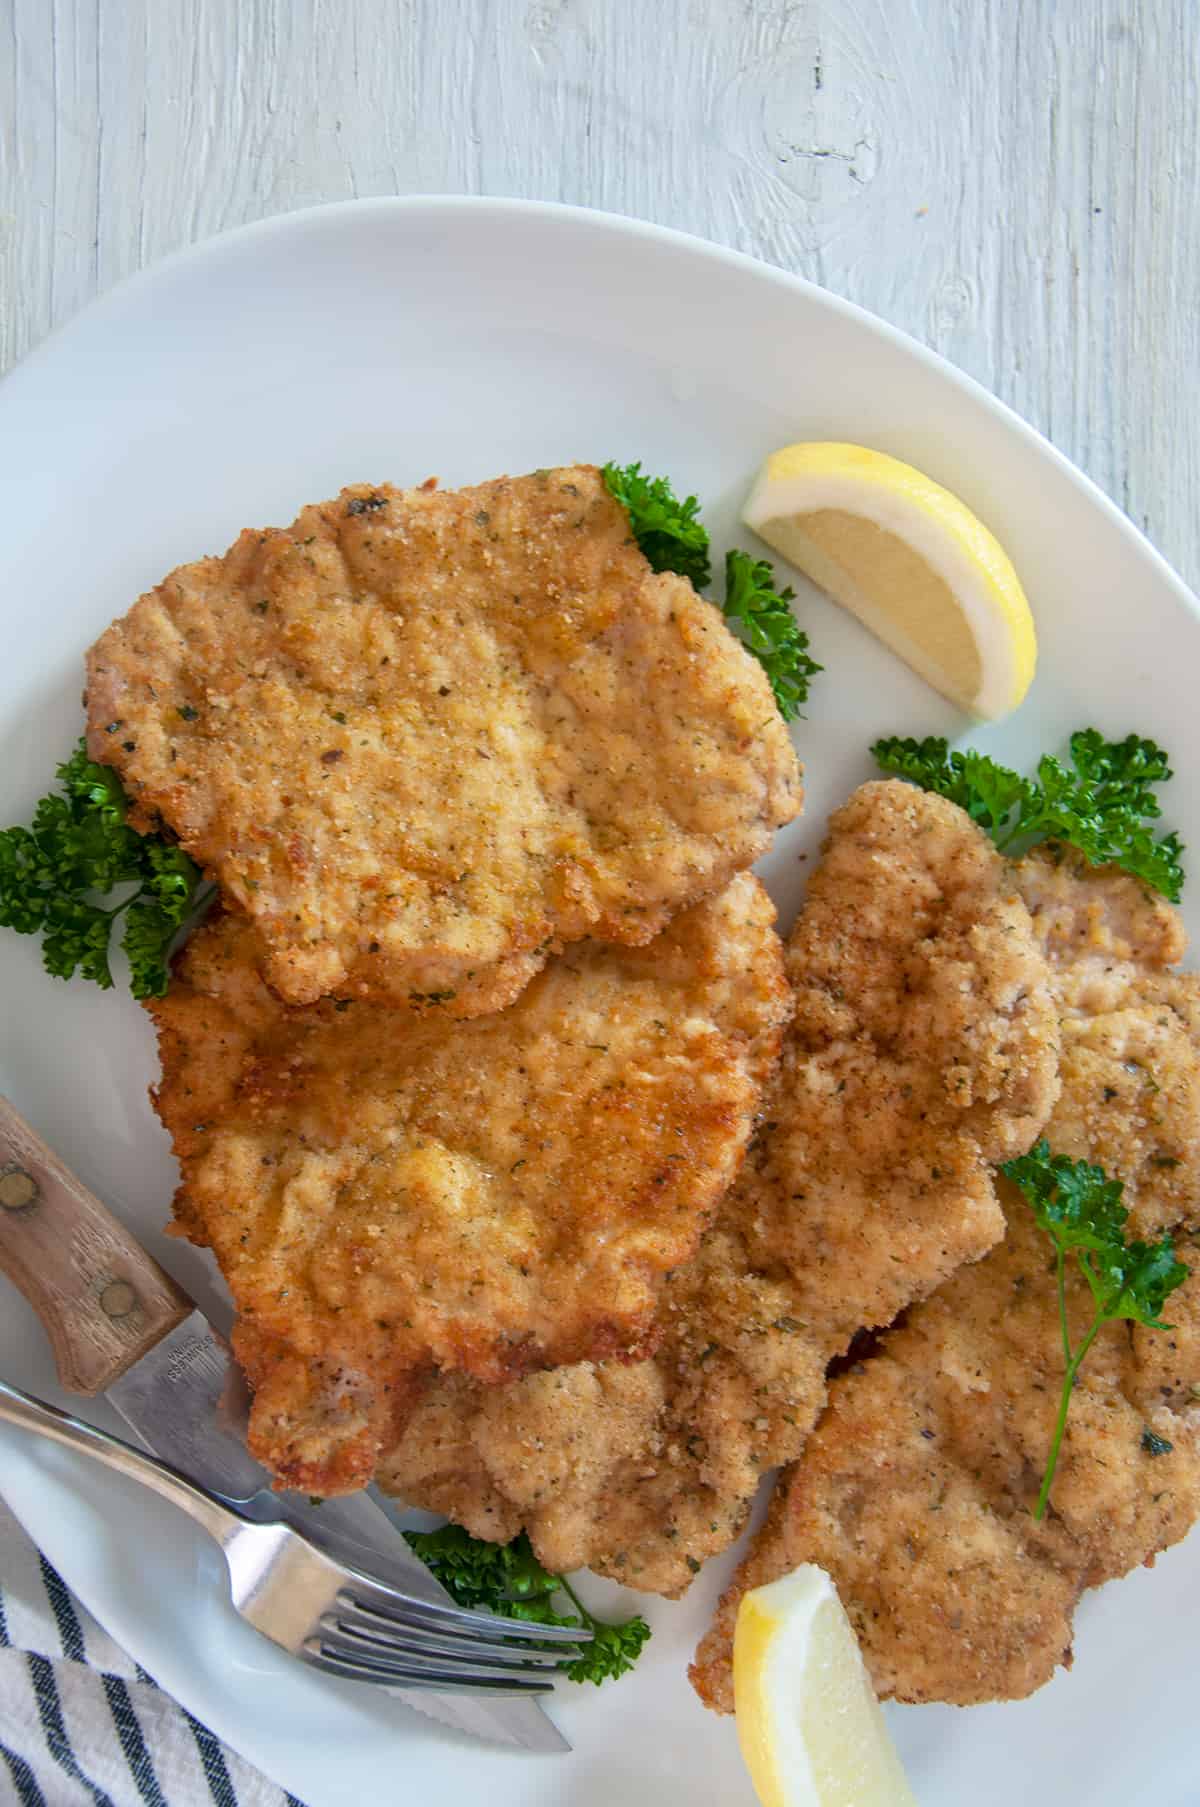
[[601, 461, 711, 590], [602, 462, 820, 720], [0, 740, 209, 998], [722, 549, 822, 720], [1000, 1141, 1188, 1519], [404, 1523, 650, 1686], [871, 729, 1184, 900]]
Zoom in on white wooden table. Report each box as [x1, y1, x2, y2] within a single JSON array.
[[3, 0, 1198, 587]]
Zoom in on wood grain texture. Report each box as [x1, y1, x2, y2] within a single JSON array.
[[0, 1097, 191, 1395], [2, 0, 1198, 582]]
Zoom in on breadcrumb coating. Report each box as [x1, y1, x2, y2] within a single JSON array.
[[91, 466, 801, 1009], [147, 875, 790, 1495], [381, 783, 1060, 1592]]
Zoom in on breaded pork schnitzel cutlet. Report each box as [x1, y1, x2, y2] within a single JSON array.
[[147, 874, 790, 1495], [731, 781, 1060, 1340], [692, 849, 1200, 1712], [88, 466, 802, 1010], [379, 782, 1061, 1589]]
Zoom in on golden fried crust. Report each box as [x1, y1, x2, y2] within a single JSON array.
[[738, 781, 1062, 1342], [1017, 848, 1200, 1241], [379, 906, 808, 1592], [692, 1208, 1200, 1712], [89, 467, 802, 1009], [380, 783, 1060, 1591], [692, 1291, 1085, 1713], [147, 874, 790, 1494], [379, 1224, 830, 1593], [692, 853, 1200, 1713]]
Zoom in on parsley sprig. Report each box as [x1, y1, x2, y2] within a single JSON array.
[[404, 1523, 651, 1686], [602, 462, 820, 720], [722, 550, 822, 721], [0, 741, 208, 998], [1000, 1141, 1188, 1519], [872, 729, 1184, 900], [601, 461, 711, 590]]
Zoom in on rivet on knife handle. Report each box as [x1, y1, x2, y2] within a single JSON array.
[[0, 1095, 191, 1395]]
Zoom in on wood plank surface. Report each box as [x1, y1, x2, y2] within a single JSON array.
[[3, 0, 1197, 582]]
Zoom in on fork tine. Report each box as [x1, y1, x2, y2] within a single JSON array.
[[335, 1591, 566, 1647], [322, 1609, 577, 1670], [334, 1592, 587, 1660], [313, 1628, 561, 1685], [302, 1644, 555, 1696], [336, 1582, 592, 1646]]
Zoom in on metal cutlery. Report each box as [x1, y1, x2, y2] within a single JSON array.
[[0, 1377, 588, 1693]]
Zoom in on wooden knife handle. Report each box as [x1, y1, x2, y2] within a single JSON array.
[[0, 1096, 191, 1395]]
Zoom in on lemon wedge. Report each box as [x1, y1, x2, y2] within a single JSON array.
[[734, 1565, 917, 1807], [742, 442, 1036, 718]]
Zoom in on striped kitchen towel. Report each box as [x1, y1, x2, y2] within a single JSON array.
[[0, 1498, 307, 1807]]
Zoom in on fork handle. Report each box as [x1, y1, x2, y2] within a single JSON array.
[[0, 1376, 240, 1547]]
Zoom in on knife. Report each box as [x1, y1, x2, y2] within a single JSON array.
[[0, 1094, 567, 1753]]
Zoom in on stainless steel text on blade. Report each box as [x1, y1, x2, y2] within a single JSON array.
[[107, 1312, 267, 1499]]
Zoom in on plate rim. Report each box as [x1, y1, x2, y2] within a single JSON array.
[[2, 191, 1196, 630]]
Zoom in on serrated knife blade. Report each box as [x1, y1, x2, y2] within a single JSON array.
[[0, 1096, 567, 1753]]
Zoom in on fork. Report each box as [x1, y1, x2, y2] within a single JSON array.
[[0, 1378, 589, 1694]]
